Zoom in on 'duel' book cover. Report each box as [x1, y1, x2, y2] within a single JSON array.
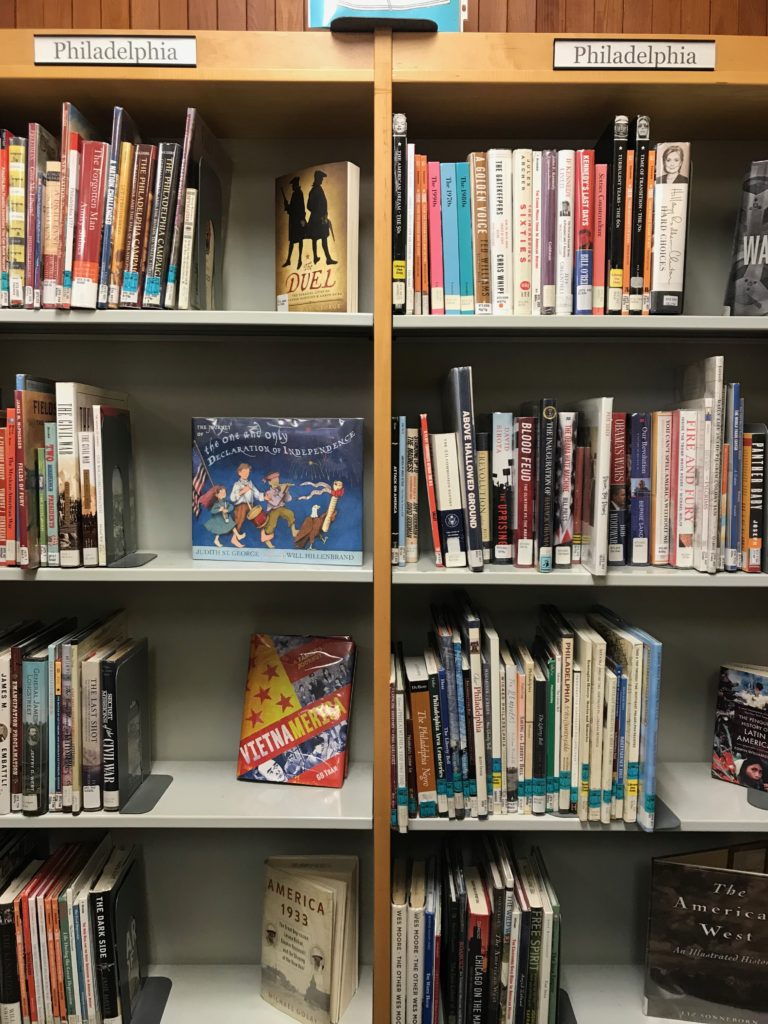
[[192, 417, 363, 564], [238, 633, 356, 788], [712, 663, 768, 792], [645, 842, 768, 1024], [275, 161, 359, 313]]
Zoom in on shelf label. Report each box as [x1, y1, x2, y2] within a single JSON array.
[[34, 34, 197, 67], [553, 38, 716, 71]]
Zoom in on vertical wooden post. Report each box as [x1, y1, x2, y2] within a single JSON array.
[[373, 25, 393, 1024]]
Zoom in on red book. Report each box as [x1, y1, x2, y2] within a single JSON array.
[[593, 163, 608, 315], [25, 123, 58, 310], [514, 416, 536, 568], [420, 413, 444, 568], [0, 428, 5, 566], [464, 867, 491, 1024], [5, 411, 15, 565], [71, 140, 109, 309], [427, 160, 444, 315], [609, 413, 628, 566], [57, 103, 97, 309]]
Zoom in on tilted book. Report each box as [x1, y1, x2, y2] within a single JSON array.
[[192, 417, 363, 564], [712, 663, 768, 792], [724, 159, 768, 315], [276, 161, 359, 313], [237, 634, 356, 789]]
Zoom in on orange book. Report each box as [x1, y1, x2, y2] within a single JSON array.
[[404, 656, 437, 817], [642, 149, 656, 315], [419, 154, 429, 312], [622, 149, 634, 315]]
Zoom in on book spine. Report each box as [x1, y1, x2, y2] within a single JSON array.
[[671, 409, 697, 569], [48, 646, 59, 812], [573, 445, 586, 564], [5, 415, 15, 565], [44, 422, 59, 568], [405, 143, 415, 315], [629, 116, 651, 313], [427, 161, 444, 315], [488, 150, 512, 314], [745, 431, 764, 572], [608, 413, 627, 566], [164, 106, 194, 308], [143, 142, 181, 308], [469, 152, 491, 314], [408, 676, 437, 818], [554, 411, 576, 567], [650, 411, 672, 565], [392, 115, 407, 314], [606, 116, 628, 314], [24, 124, 39, 309], [642, 149, 656, 314], [573, 149, 594, 315], [391, 419, 400, 566], [541, 150, 557, 314], [14, 390, 28, 567], [78, 431, 98, 567], [413, 152, 422, 316], [532, 675, 547, 815], [475, 432, 491, 563], [515, 416, 536, 568], [419, 415, 443, 568], [620, 149, 634, 315], [456, 161, 474, 315], [61, 132, 81, 309], [21, 659, 46, 815], [650, 142, 690, 314], [545, 657, 556, 811], [418, 156, 429, 312], [94, 409, 107, 568], [81, 660, 102, 811], [394, 689, 408, 832], [637, 642, 662, 832], [33, 171, 44, 309], [120, 143, 157, 308], [398, 417, 407, 567], [570, 662, 581, 812], [593, 163, 608, 315], [614, 669, 627, 819], [531, 150, 542, 315], [42, 162, 61, 308], [56, 385, 82, 567], [177, 186, 198, 311], [430, 433, 466, 568], [536, 399, 558, 573], [512, 148, 533, 315], [427, 666, 449, 816], [491, 412, 514, 564], [8, 138, 26, 308], [36, 447, 47, 566], [555, 150, 574, 316], [629, 412, 651, 566], [0, 904, 22, 1022], [97, 118, 122, 309], [405, 428, 419, 564], [725, 384, 743, 571], [440, 163, 461, 315], [693, 404, 713, 574], [90, 892, 120, 1024], [0, 429, 5, 566], [62, 643, 73, 811], [0, 133, 9, 308], [71, 141, 109, 309], [108, 142, 135, 308], [448, 368, 483, 570]]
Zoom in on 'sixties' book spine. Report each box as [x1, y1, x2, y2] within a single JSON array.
[[512, 148, 533, 315], [629, 115, 651, 315], [491, 412, 514, 564], [392, 113, 407, 315], [628, 412, 651, 566], [427, 161, 445, 315], [514, 416, 536, 568], [531, 150, 543, 315], [469, 151, 491, 314], [420, 414, 444, 568], [71, 141, 110, 310], [573, 149, 594, 315], [608, 413, 628, 566], [592, 163, 608, 315]]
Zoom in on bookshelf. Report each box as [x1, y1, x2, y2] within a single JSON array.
[[3, 26, 768, 1024]]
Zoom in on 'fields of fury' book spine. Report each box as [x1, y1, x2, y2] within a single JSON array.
[[392, 113, 407, 314], [629, 412, 651, 565], [445, 367, 484, 570], [597, 114, 628, 315]]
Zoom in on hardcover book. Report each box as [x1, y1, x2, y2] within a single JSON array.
[[237, 633, 355, 788], [724, 159, 768, 316], [712, 663, 768, 792], [192, 417, 363, 564], [276, 161, 359, 313], [645, 842, 768, 1024]]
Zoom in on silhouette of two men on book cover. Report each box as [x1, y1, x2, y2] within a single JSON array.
[[282, 170, 338, 270]]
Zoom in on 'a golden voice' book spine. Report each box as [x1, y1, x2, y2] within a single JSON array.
[[468, 151, 491, 314]]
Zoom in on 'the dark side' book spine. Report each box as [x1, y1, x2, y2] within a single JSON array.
[[91, 889, 121, 1021]]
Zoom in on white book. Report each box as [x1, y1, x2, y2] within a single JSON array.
[[512, 148, 533, 315], [498, 656, 508, 813], [480, 614, 502, 815], [531, 151, 542, 316], [671, 408, 698, 570], [487, 148, 512, 314], [513, 640, 534, 816], [36, 877, 57, 1024], [651, 411, 673, 565], [0, 861, 43, 1020], [391, 860, 408, 1024], [568, 614, 606, 823], [600, 664, 619, 825], [500, 642, 518, 813], [430, 432, 467, 568], [570, 663, 582, 814], [405, 143, 415, 316], [575, 397, 614, 575], [651, 141, 690, 314], [565, 617, 593, 823], [81, 640, 121, 811], [680, 355, 724, 574], [0, 646, 12, 815], [690, 398, 714, 573], [406, 861, 426, 1024], [555, 149, 575, 316], [460, 601, 488, 818], [177, 186, 198, 311]]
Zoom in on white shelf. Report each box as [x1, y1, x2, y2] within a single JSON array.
[[0, 309, 373, 336], [394, 313, 768, 338], [562, 964, 658, 1024], [148, 964, 372, 1024], [1, 760, 372, 829], [0, 550, 373, 583], [393, 556, 768, 586], [657, 761, 768, 832]]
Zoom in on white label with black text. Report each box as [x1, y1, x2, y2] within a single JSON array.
[[553, 39, 715, 71], [34, 35, 197, 66]]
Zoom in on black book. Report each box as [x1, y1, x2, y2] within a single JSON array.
[[475, 430, 492, 563], [525, 398, 557, 573], [0, 858, 44, 1019], [628, 115, 651, 315], [512, 864, 532, 1024], [444, 366, 484, 570], [143, 142, 182, 309], [518, 855, 544, 1024], [392, 113, 407, 315], [481, 837, 505, 1024], [101, 638, 150, 812], [441, 847, 461, 1024], [391, 417, 399, 565], [596, 114, 629, 315]]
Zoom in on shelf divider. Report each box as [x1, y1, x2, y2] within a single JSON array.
[[120, 773, 174, 815], [133, 977, 173, 1024]]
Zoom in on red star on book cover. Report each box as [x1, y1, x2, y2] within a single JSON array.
[[237, 634, 356, 789]]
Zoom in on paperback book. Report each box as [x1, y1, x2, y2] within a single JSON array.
[[712, 663, 768, 792]]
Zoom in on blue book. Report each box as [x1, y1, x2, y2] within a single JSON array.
[[612, 659, 628, 815], [98, 107, 140, 308], [627, 625, 661, 832], [456, 161, 474, 314], [629, 412, 651, 565], [398, 416, 407, 567], [451, 631, 471, 809], [422, 866, 437, 1024], [725, 383, 743, 571], [440, 163, 461, 314]]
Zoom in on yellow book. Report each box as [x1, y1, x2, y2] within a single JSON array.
[[8, 137, 26, 307], [108, 141, 135, 308]]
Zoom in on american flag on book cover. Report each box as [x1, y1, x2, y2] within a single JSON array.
[[192, 443, 209, 517], [237, 634, 356, 788]]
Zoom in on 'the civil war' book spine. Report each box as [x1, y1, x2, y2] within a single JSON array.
[[143, 142, 181, 308], [120, 143, 157, 308], [102, 657, 119, 809], [629, 115, 651, 314], [445, 367, 484, 570], [535, 399, 558, 573], [608, 413, 628, 566], [597, 114, 629, 315], [515, 416, 536, 568], [629, 412, 651, 565], [573, 149, 594, 315], [392, 113, 407, 314], [391, 417, 399, 566], [469, 152, 491, 314], [491, 412, 514, 564]]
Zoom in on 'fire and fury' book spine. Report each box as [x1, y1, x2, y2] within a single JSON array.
[[669, 409, 697, 569]]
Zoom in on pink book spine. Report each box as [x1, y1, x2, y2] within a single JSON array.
[[668, 410, 682, 565], [593, 164, 608, 315], [427, 160, 444, 315]]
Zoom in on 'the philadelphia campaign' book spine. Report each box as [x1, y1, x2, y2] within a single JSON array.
[[445, 367, 484, 570], [143, 142, 181, 308]]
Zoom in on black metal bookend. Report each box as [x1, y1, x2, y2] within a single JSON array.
[[558, 988, 578, 1024], [652, 797, 681, 831], [131, 976, 173, 1024], [119, 773, 173, 814], [105, 551, 158, 569], [747, 788, 768, 811]]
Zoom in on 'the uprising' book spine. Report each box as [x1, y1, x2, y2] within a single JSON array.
[[491, 412, 514, 564]]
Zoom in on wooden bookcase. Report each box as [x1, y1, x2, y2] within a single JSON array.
[[2, 26, 768, 1024]]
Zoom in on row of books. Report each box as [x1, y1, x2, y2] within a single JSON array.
[[391, 841, 561, 1024], [396, 356, 764, 575], [390, 598, 661, 831], [0, 104, 230, 312], [391, 113, 691, 317], [1, 376, 138, 571], [0, 615, 150, 817], [0, 834, 147, 1024]]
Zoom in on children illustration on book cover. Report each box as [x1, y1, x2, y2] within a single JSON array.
[[712, 663, 768, 792], [192, 417, 363, 564]]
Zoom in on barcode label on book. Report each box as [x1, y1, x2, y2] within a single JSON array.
[[632, 537, 648, 561]]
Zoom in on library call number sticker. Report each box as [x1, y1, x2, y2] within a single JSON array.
[[553, 39, 716, 72], [34, 35, 197, 67]]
